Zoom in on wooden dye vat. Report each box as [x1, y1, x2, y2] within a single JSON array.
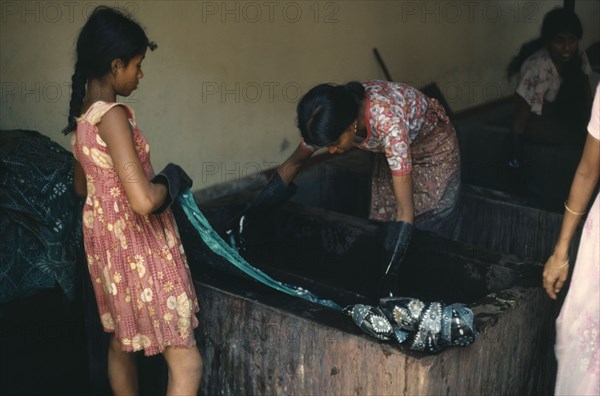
[[452, 101, 583, 212], [183, 145, 574, 395], [194, 278, 553, 395], [182, 191, 555, 395]]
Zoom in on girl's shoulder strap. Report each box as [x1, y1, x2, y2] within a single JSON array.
[[78, 101, 136, 126]]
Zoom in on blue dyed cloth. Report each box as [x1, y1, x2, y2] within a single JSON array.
[[177, 191, 343, 311], [0, 130, 83, 303]]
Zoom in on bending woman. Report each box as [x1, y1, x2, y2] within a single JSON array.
[[236, 80, 460, 295]]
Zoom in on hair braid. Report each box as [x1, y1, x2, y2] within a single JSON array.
[[62, 63, 87, 135]]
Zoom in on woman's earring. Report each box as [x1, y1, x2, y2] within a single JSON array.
[[353, 120, 357, 135]]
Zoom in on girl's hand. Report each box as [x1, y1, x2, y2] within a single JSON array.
[[542, 254, 569, 300]]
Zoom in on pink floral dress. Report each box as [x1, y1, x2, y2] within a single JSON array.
[[71, 101, 199, 356], [554, 86, 600, 395]]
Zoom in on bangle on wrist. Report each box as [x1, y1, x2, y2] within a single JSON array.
[[547, 256, 569, 269], [564, 201, 586, 216]]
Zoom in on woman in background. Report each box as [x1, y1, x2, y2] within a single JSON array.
[[508, 7, 593, 208], [509, 7, 592, 149]]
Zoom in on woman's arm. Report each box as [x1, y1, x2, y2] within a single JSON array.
[[73, 159, 87, 198], [543, 132, 600, 299], [224, 142, 313, 239], [276, 143, 314, 184], [391, 173, 414, 224], [97, 106, 167, 215]]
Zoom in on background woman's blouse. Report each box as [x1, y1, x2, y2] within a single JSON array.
[[516, 48, 591, 116]]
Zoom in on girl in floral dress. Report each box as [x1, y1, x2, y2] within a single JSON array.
[[63, 7, 202, 394], [543, 85, 600, 395]]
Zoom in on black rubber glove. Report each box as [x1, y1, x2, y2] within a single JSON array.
[[225, 171, 296, 250], [379, 221, 413, 297], [151, 163, 193, 214], [246, 171, 297, 212]]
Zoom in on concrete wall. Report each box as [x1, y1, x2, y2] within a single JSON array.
[[2, 0, 598, 190]]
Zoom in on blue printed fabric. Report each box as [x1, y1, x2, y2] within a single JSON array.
[[0, 130, 83, 303]]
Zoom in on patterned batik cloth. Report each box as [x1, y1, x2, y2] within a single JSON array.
[[0, 130, 83, 302], [554, 86, 600, 395], [346, 298, 477, 353], [71, 101, 199, 356]]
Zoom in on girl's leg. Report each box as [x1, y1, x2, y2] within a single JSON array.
[[108, 335, 138, 395], [163, 345, 203, 396]]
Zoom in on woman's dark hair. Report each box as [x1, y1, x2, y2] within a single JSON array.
[[540, 7, 582, 43], [62, 6, 156, 134], [297, 82, 365, 146], [507, 7, 583, 78]]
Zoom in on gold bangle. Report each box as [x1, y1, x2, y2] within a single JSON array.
[[564, 201, 586, 216], [547, 257, 569, 269]]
